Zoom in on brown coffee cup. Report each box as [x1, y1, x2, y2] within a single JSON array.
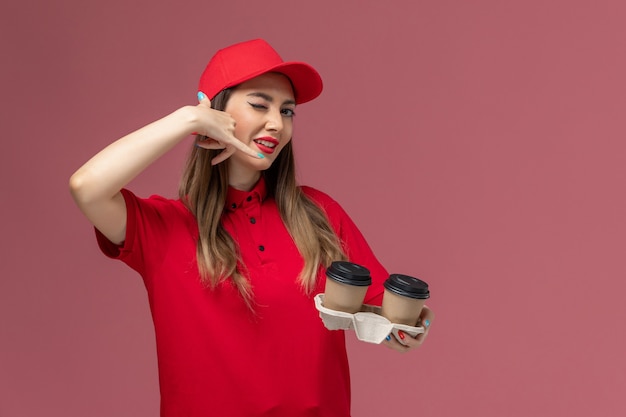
[[323, 261, 372, 313], [381, 274, 430, 326]]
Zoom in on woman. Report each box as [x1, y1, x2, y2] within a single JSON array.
[[70, 39, 434, 417]]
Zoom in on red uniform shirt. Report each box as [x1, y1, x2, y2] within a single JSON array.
[[96, 178, 387, 416]]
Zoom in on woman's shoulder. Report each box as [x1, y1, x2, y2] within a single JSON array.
[[299, 185, 346, 217], [300, 185, 337, 206]]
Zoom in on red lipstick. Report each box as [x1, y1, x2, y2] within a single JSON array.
[[253, 136, 279, 155]]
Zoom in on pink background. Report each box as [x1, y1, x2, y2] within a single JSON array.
[[2, 0, 626, 416]]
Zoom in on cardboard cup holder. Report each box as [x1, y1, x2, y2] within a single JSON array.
[[314, 294, 424, 344]]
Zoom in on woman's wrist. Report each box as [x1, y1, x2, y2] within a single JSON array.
[[172, 105, 204, 137]]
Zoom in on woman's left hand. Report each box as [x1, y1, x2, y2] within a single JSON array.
[[382, 305, 434, 353]]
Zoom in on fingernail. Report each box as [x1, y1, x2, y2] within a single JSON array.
[[197, 91, 207, 102], [257, 153, 265, 159], [424, 319, 430, 328], [385, 335, 391, 341], [398, 331, 405, 340]]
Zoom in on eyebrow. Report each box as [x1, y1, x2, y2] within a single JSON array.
[[247, 92, 296, 106]]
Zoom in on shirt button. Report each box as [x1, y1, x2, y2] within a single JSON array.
[[246, 196, 252, 202], [231, 203, 237, 209], [258, 245, 265, 251], [250, 217, 256, 224]]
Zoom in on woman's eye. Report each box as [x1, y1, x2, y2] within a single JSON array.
[[281, 108, 296, 117], [248, 102, 267, 110]]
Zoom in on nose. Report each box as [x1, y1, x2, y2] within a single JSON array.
[[265, 108, 283, 133]]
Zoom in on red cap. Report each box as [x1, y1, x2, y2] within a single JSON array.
[[198, 39, 323, 104]]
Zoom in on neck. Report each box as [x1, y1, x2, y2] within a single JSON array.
[[228, 166, 261, 191]]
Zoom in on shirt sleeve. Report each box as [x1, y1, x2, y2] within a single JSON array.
[[302, 187, 388, 305], [94, 189, 182, 281]]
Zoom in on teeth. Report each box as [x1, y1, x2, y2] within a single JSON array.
[[255, 140, 276, 148]]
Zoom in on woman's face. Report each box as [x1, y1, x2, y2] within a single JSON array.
[[224, 72, 296, 182]]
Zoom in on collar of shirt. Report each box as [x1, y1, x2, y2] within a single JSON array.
[[225, 176, 268, 212]]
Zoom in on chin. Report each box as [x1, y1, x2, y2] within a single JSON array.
[[245, 155, 276, 172], [230, 150, 279, 174]]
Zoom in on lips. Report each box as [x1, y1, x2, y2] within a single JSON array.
[[253, 136, 279, 154]]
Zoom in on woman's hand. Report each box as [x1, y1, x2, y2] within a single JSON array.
[[70, 92, 261, 243], [193, 91, 263, 165], [382, 305, 434, 353]]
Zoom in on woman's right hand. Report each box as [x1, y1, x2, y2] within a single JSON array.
[[69, 91, 260, 244], [193, 91, 263, 165]]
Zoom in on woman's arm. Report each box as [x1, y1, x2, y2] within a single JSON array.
[[69, 97, 260, 244]]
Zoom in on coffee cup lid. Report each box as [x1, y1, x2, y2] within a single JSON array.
[[326, 261, 372, 286], [384, 274, 430, 299]]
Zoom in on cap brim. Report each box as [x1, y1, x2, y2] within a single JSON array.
[[270, 61, 323, 104], [218, 61, 323, 105]]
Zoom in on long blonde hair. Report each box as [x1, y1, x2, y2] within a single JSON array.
[[178, 89, 346, 309]]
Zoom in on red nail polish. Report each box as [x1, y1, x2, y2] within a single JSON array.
[[398, 331, 405, 340]]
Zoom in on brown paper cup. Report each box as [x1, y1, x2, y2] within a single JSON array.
[[322, 261, 371, 314], [380, 274, 430, 326], [381, 290, 426, 326], [323, 278, 369, 314]]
